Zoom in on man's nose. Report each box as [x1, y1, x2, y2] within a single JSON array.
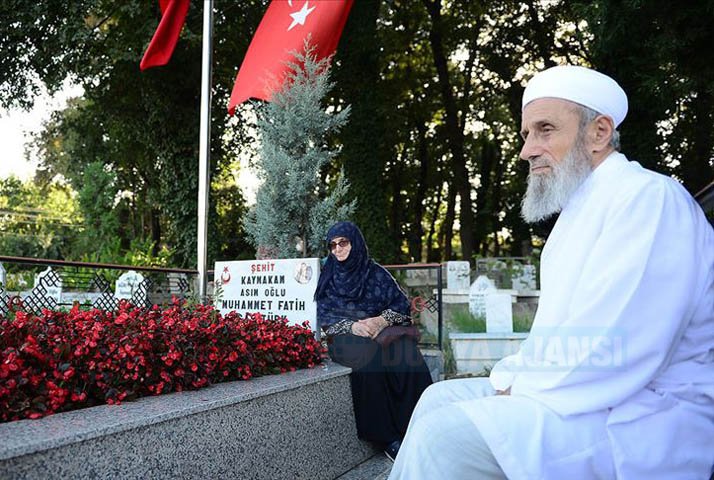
[[520, 134, 542, 161]]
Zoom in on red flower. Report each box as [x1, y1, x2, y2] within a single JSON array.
[[0, 301, 324, 422]]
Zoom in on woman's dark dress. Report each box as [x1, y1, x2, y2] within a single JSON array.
[[328, 333, 433, 443], [315, 222, 433, 444]]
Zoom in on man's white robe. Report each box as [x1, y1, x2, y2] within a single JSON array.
[[393, 152, 714, 479]]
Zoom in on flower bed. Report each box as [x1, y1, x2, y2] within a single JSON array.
[[0, 300, 324, 422]]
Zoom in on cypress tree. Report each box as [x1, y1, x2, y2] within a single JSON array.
[[246, 43, 355, 259]]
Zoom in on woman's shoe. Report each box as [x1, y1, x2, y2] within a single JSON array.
[[384, 439, 401, 462]]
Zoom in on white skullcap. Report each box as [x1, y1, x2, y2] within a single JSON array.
[[522, 65, 628, 127]]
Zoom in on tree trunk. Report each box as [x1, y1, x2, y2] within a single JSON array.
[[408, 121, 429, 262], [390, 146, 406, 260], [440, 181, 456, 260], [490, 144, 506, 257], [473, 139, 496, 254], [426, 183, 443, 262], [151, 208, 161, 257], [423, 0, 474, 261]]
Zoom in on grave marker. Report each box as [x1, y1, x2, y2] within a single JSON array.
[[115, 271, 147, 305], [511, 264, 537, 291], [485, 292, 513, 333], [34, 267, 62, 303], [214, 258, 320, 333], [469, 275, 496, 318], [446, 261, 470, 291]]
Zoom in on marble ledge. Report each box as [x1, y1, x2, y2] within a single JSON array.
[[0, 361, 351, 461]]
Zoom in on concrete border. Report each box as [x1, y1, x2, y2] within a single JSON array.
[[0, 362, 376, 479]]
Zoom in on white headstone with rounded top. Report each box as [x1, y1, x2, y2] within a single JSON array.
[[115, 271, 146, 302], [34, 267, 62, 303], [469, 275, 496, 318]]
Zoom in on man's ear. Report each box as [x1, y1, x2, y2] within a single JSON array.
[[590, 115, 615, 153]]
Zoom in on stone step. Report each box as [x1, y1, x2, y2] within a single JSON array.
[[335, 453, 393, 480]]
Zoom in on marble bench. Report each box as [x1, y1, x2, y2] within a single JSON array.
[[0, 362, 376, 479]]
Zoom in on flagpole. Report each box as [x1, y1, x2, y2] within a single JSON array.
[[197, 0, 214, 302]]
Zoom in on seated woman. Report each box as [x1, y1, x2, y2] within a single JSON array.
[[314, 221, 433, 461]]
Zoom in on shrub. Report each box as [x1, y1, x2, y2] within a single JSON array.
[[0, 299, 324, 422]]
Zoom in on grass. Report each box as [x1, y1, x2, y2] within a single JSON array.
[[450, 309, 486, 333], [448, 309, 534, 333], [513, 313, 534, 332]]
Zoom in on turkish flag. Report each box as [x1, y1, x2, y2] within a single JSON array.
[[140, 0, 190, 71], [228, 0, 354, 114]]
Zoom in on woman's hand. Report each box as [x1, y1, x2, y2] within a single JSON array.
[[351, 321, 373, 338], [355, 316, 389, 339]]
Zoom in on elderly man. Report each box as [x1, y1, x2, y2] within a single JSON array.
[[389, 66, 714, 479]]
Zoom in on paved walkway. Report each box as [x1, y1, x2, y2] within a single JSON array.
[[335, 453, 393, 480]]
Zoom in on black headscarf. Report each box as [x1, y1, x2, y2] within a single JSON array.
[[314, 221, 410, 328]]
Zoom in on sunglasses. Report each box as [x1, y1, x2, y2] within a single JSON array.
[[329, 239, 351, 251]]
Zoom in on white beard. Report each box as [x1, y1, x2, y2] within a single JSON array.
[[521, 142, 593, 223]]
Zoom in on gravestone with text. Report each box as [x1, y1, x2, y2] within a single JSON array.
[[469, 275, 496, 318], [469, 275, 514, 332], [446, 261, 470, 292], [511, 264, 537, 291], [34, 267, 62, 303], [214, 258, 321, 333], [115, 271, 148, 305]]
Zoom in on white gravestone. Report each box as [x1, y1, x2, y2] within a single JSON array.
[[446, 261, 470, 292], [34, 267, 62, 303], [485, 292, 513, 333], [115, 271, 146, 302], [167, 272, 189, 294], [469, 275, 496, 318], [214, 258, 321, 333], [511, 264, 537, 291]]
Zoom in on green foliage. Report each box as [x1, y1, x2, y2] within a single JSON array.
[[210, 163, 254, 262], [2, 0, 712, 266], [246, 43, 355, 259], [332, 0, 397, 262], [3, 0, 263, 268], [513, 313, 534, 333], [574, 0, 714, 194], [0, 177, 81, 259], [74, 162, 121, 261], [119, 238, 171, 268]]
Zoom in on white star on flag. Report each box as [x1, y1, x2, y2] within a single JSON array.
[[288, 1, 316, 31]]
